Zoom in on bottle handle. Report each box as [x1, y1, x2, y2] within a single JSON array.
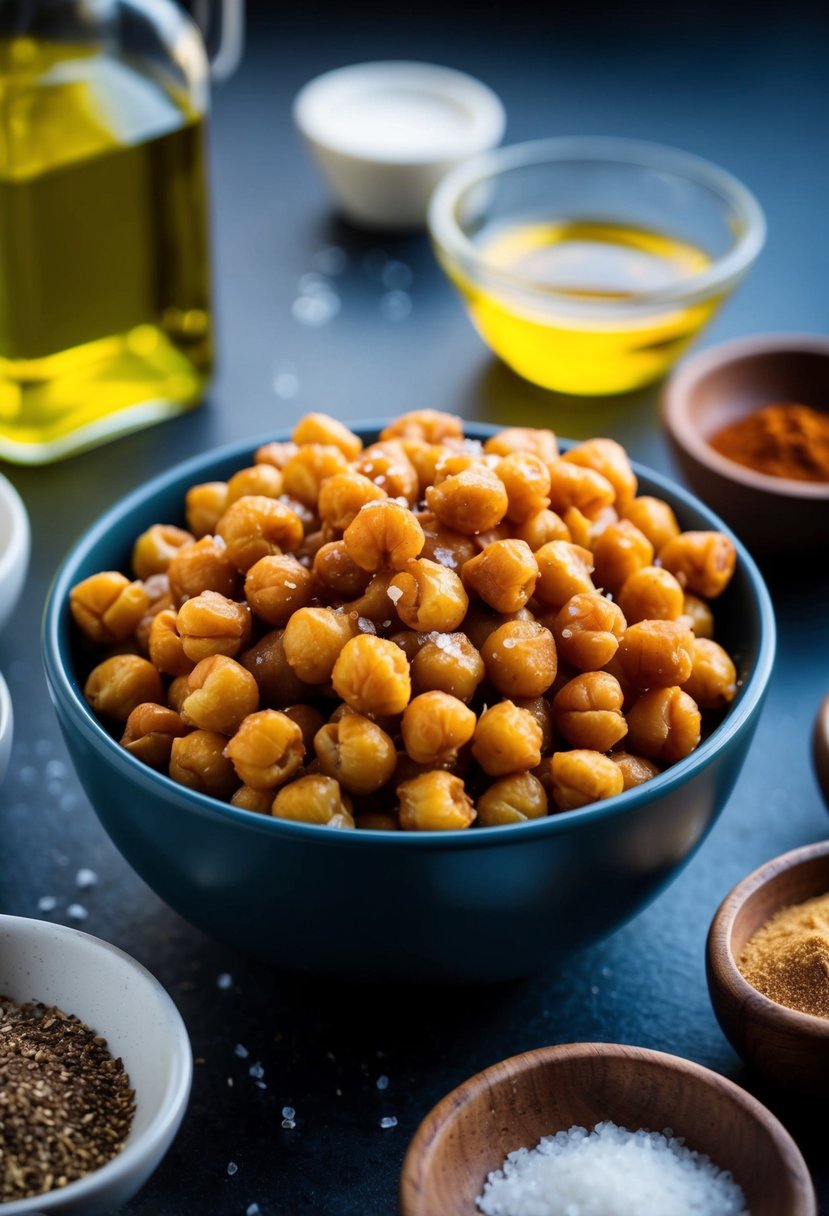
[[190, 0, 244, 82]]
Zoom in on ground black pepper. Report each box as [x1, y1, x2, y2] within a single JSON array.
[[0, 994, 135, 1202]]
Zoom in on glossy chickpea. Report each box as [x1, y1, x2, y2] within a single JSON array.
[[279, 495, 319, 536], [563, 437, 638, 514], [380, 408, 464, 443], [472, 701, 543, 776], [659, 531, 736, 599], [185, 482, 229, 538], [425, 465, 509, 535], [626, 686, 701, 764], [616, 565, 684, 625], [482, 619, 558, 699], [599, 653, 636, 712], [134, 576, 174, 653], [225, 464, 283, 507], [231, 785, 274, 815], [552, 592, 626, 671], [292, 412, 363, 459], [332, 634, 411, 716], [313, 712, 397, 793], [563, 504, 618, 552], [592, 520, 654, 593], [70, 571, 151, 646], [411, 632, 484, 702], [610, 751, 661, 791], [617, 619, 695, 689], [312, 541, 372, 601], [167, 535, 239, 604], [180, 655, 259, 735], [132, 524, 194, 580], [389, 558, 468, 632], [552, 671, 628, 751], [551, 750, 624, 811], [623, 496, 681, 552], [514, 696, 554, 753], [401, 691, 476, 765], [397, 770, 475, 831], [431, 451, 487, 484], [354, 440, 419, 503], [462, 605, 533, 652], [682, 638, 737, 708], [399, 440, 445, 494], [271, 774, 354, 829], [355, 810, 399, 831], [84, 654, 164, 722], [462, 539, 538, 614], [176, 591, 251, 663], [388, 630, 424, 662], [343, 572, 402, 626], [679, 593, 715, 639], [343, 500, 425, 572], [216, 496, 304, 572], [244, 554, 313, 627], [282, 608, 360, 684], [225, 709, 305, 789], [121, 703, 188, 769], [497, 452, 552, 521], [416, 513, 477, 572], [281, 444, 349, 507], [169, 730, 238, 799], [534, 541, 596, 608], [167, 675, 189, 714], [514, 508, 571, 551], [255, 440, 299, 469], [477, 772, 548, 826], [547, 461, 616, 519], [240, 630, 312, 706], [483, 426, 559, 463], [281, 704, 326, 755], [318, 471, 387, 532]]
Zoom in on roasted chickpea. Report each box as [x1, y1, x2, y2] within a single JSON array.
[[477, 772, 548, 826], [411, 632, 485, 702], [313, 712, 397, 794], [483, 426, 559, 463], [513, 508, 571, 551], [658, 531, 736, 599], [623, 495, 681, 552], [397, 770, 475, 831], [216, 496, 304, 571], [547, 461, 616, 519], [167, 535, 239, 604], [432, 451, 489, 484], [679, 593, 715, 639], [344, 500, 425, 572], [186, 481, 229, 538], [389, 558, 468, 631], [496, 452, 552, 521], [355, 811, 399, 831], [482, 619, 558, 699], [312, 541, 372, 601], [682, 638, 737, 708], [472, 702, 543, 776], [592, 520, 654, 593], [282, 607, 360, 684], [121, 703, 189, 769], [224, 709, 305, 789], [562, 437, 637, 514], [401, 691, 476, 766], [225, 464, 283, 508], [552, 592, 626, 671], [84, 654, 164, 722], [177, 591, 252, 663], [332, 634, 411, 716], [626, 686, 701, 763], [279, 495, 319, 536], [617, 619, 695, 689], [399, 440, 445, 494], [292, 412, 363, 459], [562, 504, 618, 552], [610, 751, 661, 790], [244, 554, 313, 627], [70, 572, 150, 645], [318, 471, 387, 532], [514, 696, 554, 753], [135, 575, 173, 653], [380, 408, 464, 444], [552, 671, 628, 751], [425, 465, 509, 535], [231, 785, 274, 815], [240, 629, 312, 707], [132, 524, 194, 580], [281, 704, 326, 755], [181, 655, 259, 735], [534, 541, 596, 608], [616, 565, 684, 625], [280, 443, 349, 507], [255, 440, 299, 469], [167, 674, 190, 714], [272, 774, 354, 828], [354, 440, 420, 504], [416, 513, 478, 571], [550, 749, 624, 811], [170, 730, 238, 799], [462, 539, 538, 614], [343, 572, 402, 625]]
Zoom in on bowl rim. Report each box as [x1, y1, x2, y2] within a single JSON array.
[[428, 135, 766, 313], [42, 419, 776, 850], [707, 839, 829, 1038], [399, 1040, 815, 1216], [662, 332, 829, 500], [0, 469, 31, 604], [0, 913, 192, 1214]]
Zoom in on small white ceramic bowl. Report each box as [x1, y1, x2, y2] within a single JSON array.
[[0, 915, 192, 1216], [0, 471, 30, 633], [293, 61, 506, 229], [0, 669, 14, 787]]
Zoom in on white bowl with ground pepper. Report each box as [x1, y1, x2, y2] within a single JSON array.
[[0, 915, 191, 1215]]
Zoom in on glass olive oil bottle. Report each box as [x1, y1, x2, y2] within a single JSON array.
[[0, 10, 212, 463]]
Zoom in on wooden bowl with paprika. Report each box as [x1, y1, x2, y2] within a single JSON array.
[[662, 333, 829, 555]]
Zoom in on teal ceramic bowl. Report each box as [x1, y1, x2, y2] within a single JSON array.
[[42, 423, 775, 983]]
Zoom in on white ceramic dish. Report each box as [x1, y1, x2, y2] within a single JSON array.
[[0, 915, 192, 1215], [0, 669, 13, 787], [0, 471, 30, 633], [293, 61, 506, 229]]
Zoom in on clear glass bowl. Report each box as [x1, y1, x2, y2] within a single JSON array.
[[428, 137, 766, 395]]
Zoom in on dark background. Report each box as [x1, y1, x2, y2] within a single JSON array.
[[3, 1, 829, 1213]]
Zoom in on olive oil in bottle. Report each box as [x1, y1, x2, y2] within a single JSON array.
[[0, 38, 212, 462]]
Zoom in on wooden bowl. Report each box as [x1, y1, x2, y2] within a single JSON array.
[[812, 694, 829, 811], [662, 333, 829, 555], [707, 841, 829, 1097], [399, 1042, 815, 1215]]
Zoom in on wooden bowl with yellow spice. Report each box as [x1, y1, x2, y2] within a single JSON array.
[[706, 841, 829, 1095]]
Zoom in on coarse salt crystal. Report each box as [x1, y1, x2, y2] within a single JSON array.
[[502, 638, 516, 649], [247, 1205, 262, 1216], [66, 903, 88, 921], [234, 1043, 249, 1058], [380, 1115, 398, 1129], [376, 1074, 389, 1090], [37, 895, 57, 912], [75, 868, 98, 889], [387, 586, 404, 604], [216, 972, 233, 990], [227, 1161, 238, 1177], [285, 581, 297, 589], [249, 1062, 265, 1079], [282, 1106, 295, 1120]]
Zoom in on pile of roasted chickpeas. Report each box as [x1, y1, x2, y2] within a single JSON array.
[[70, 411, 739, 831]]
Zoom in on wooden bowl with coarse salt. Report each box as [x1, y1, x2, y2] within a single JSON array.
[[707, 840, 829, 1097]]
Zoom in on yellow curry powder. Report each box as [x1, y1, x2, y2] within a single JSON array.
[[739, 892, 829, 1018]]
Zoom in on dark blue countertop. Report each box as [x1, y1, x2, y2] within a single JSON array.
[[2, 4, 828, 1213]]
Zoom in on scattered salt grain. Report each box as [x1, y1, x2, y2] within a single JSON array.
[[37, 896, 57, 912], [502, 638, 517, 649], [246, 1204, 262, 1216], [561, 628, 573, 640], [217, 972, 233, 990], [249, 1062, 265, 1080], [255, 1081, 267, 1090], [282, 1106, 295, 1120], [285, 581, 297, 589], [66, 903, 88, 922], [379, 1116, 398, 1129], [227, 1161, 238, 1177], [234, 1043, 249, 1059], [476, 1121, 748, 1216], [75, 868, 98, 890], [387, 586, 404, 604], [376, 1074, 389, 1090]]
